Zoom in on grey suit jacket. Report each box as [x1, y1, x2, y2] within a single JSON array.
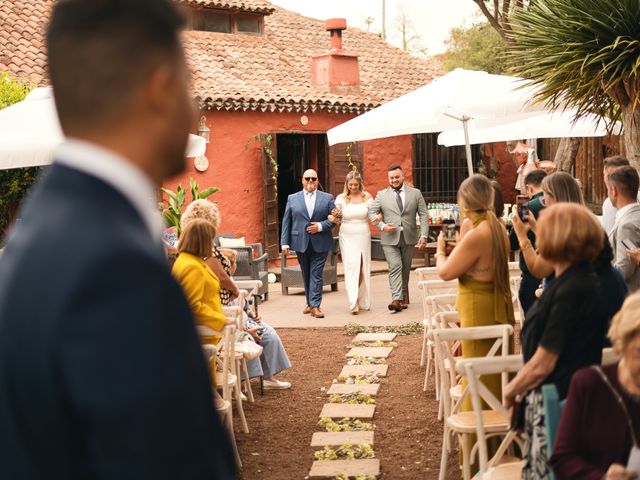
[[609, 202, 640, 291], [368, 185, 428, 246]]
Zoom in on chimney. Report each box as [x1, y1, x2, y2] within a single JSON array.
[[311, 18, 360, 95]]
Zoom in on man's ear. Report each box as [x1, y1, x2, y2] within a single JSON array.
[[143, 65, 175, 115]]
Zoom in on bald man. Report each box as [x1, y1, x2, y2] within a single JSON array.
[[281, 169, 336, 318]]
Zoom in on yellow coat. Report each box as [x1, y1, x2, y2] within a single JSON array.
[[172, 252, 227, 344]]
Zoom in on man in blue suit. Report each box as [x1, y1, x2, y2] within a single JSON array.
[[0, 1, 235, 479], [281, 169, 336, 318]]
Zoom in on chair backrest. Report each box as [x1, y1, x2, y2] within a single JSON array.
[[418, 280, 457, 327], [542, 383, 565, 480], [602, 347, 619, 366], [459, 354, 524, 473], [509, 276, 524, 325], [416, 267, 441, 282], [432, 324, 514, 419]]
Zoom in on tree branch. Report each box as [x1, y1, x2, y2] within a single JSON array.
[[472, 0, 511, 43]]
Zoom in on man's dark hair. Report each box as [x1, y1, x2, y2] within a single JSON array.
[[603, 155, 629, 169], [608, 166, 640, 199], [387, 163, 403, 172], [524, 169, 547, 187], [47, 0, 185, 130]]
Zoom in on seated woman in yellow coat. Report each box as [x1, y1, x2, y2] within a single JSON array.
[[172, 219, 229, 405]]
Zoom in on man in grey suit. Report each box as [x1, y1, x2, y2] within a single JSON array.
[[369, 164, 428, 312], [608, 165, 640, 292]]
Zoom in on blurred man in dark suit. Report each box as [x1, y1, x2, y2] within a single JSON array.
[[0, 1, 235, 478]]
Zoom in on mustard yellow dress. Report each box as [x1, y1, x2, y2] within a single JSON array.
[[172, 252, 228, 382], [456, 215, 515, 469]]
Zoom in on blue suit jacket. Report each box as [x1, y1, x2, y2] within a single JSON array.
[[0, 164, 235, 479], [280, 190, 336, 253]]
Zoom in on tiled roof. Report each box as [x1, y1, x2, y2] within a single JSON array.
[[0, 0, 53, 86], [176, 0, 275, 14], [1, 0, 441, 114]]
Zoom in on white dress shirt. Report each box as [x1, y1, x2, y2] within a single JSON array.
[[55, 139, 164, 243]]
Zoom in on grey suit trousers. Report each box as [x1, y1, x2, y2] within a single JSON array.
[[382, 235, 414, 300]]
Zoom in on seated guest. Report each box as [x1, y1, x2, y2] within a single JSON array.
[[602, 155, 632, 234], [509, 169, 547, 314], [607, 165, 640, 291], [551, 291, 640, 480], [181, 199, 240, 304], [593, 236, 628, 333], [172, 219, 231, 407], [221, 249, 292, 390], [503, 203, 609, 479]]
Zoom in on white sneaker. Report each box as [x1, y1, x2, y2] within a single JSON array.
[[263, 379, 291, 390]]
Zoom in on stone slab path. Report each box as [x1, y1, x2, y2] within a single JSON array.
[[309, 459, 381, 478], [353, 333, 398, 342], [327, 383, 380, 396], [319, 403, 376, 419], [310, 431, 375, 447], [340, 364, 388, 377], [347, 346, 394, 358]]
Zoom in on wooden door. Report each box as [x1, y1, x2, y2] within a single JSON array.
[[262, 133, 279, 260], [327, 141, 363, 196]]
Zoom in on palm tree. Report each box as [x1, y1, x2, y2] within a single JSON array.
[[508, 0, 640, 170]]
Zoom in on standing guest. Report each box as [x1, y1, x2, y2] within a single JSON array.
[[607, 166, 640, 292], [509, 169, 547, 314], [504, 203, 608, 480], [602, 156, 632, 233], [511, 171, 584, 280], [0, 0, 235, 478], [491, 180, 506, 223], [280, 169, 336, 319], [369, 163, 428, 312], [334, 171, 373, 314], [550, 291, 640, 480], [436, 174, 514, 412]]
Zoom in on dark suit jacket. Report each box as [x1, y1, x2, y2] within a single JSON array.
[[0, 164, 236, 479], [280, 190, 335, 253]]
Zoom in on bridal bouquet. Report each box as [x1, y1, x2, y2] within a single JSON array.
[[329, 207, 343, 224]]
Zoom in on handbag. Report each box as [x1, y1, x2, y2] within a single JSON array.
[[234, 331, 263, 360]]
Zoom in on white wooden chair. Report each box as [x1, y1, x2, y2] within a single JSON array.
[[432, 324, 514, 480], [202, 326, 243, 468], [425, 293, 458, 397], [509, 276, 524, 326], [416, 266, 441, 282], [459, 355, 525, 479], [223, 290, 256, 403], [418, 279, 457, 373]]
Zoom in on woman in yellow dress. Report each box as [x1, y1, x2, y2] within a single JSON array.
[[172, 218, 229, 406], [436, 174, 515, 471]]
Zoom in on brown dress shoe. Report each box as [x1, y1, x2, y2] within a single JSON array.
[[401, 295, 409, 309], [388, 300, 403, 312], [310, 307, 325, 318], [303, 305, 312, 314]]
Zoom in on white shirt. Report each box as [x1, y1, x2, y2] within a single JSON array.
[[55, 139, 164, 243], [602, 197, 618, 234], [304, 190, 316, 218]]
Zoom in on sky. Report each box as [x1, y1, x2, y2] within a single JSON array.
[[269, 0, 482, 55]]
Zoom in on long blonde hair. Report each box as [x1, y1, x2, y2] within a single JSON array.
[[457, 174, 510, 298], [342, 171, 370, 203]]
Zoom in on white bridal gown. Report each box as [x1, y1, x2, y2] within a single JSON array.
[[336, 194, 371, 312]]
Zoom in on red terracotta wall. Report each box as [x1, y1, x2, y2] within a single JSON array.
[[163, 111, 414, 245]]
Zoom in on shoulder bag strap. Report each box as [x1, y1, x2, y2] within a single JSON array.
[[592, 365, 638, 447]]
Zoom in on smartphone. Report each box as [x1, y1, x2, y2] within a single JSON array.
[[445, 225, 456, 240], [516, 195, 529, 222], [622, 239, 637, 250]]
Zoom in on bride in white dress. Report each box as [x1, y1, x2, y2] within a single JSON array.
[[334, 171, 372, 314]]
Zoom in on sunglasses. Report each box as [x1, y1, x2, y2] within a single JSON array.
[[304, 177, 317, 182]]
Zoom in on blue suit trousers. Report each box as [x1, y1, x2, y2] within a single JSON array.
[[296, 243, 328, 308]]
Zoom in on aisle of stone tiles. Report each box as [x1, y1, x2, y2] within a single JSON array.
[[308, 332, 398, 479]]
